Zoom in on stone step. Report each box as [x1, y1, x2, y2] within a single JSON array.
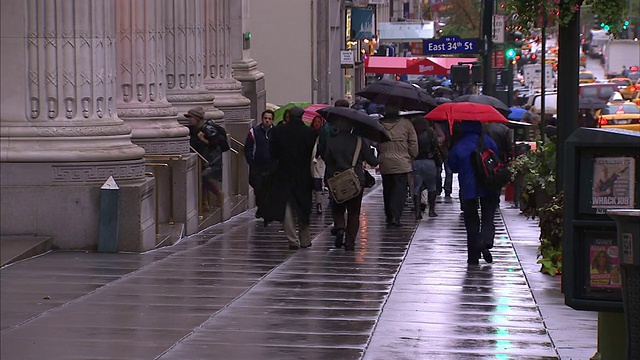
[[0, 235, 53, 267]]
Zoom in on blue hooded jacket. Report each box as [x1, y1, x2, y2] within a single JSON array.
[[448, 121, 500, 200]]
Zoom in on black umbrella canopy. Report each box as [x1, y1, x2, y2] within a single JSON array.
[[356, 80, 438, 112], [316, 106, 392, 143], [453, 94, 511, 117], [578, 96, 607, 110], [434, 97, 453, 105]]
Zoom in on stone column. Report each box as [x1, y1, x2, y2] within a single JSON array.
[[0, 0, 155, 251], [204, 0, 252, 218], [163, 0, 222, 233], [230, 0, 265, 125], [115, 0, 198, 238]]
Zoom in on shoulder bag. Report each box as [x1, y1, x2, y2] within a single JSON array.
[[327, 137, 362, 204]]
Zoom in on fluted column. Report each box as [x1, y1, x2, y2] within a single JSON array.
[[1, 0, 145, 164], [1, 0, 155, 252], [115, 0, 189, 155], [230, 0, 265, 124], [204, 0, 251, 116], [164, 0, 222, 123]]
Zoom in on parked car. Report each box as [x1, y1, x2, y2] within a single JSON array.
[[608, 77, 636, 99], [579, 83, 618, 102], [595, 102, 640, 131]]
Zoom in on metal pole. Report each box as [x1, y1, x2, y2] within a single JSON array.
[[482, 0, 494, 96], [540, 3, 547, 143], [556, 8, 580, 193], [507, 60, 514, 107]]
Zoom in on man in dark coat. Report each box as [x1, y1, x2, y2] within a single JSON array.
[[244, 110, 276, 223], [449, 121, 501, 265], [265, 106, 317, 249]]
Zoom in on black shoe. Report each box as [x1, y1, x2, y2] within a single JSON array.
[[334, 229, 345, 248], [344, 244, 355, 251], [301, 243, 312, 248], [289, 244, 300, 250], [482, 249, 493, 263], [263, 219, 270, 227]]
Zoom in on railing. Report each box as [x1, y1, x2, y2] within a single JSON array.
[[227, 135, 246, 203]]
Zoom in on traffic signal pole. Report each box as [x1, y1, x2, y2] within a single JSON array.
[[482, 0, 494, 96]]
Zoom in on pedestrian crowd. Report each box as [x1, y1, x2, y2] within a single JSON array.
[[186, 87, 515, 265]]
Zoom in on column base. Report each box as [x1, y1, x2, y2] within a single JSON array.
[[1, 161, 156, 252]]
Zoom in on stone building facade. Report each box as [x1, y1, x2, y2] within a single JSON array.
[[0, 0, 264, 251]]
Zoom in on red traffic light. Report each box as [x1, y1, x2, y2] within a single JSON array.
[[530, 54, 537, 60]]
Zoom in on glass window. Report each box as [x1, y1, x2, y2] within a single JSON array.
[[602, 104, 640, 115]]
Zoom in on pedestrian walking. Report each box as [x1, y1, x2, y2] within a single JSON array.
[[244, 110, 276, 224], [378, 106, 418, 227], [186, 106, 225, 210], [310, 115, 326, 215], [411, 118, 441, 219], [449, 121, 500, 265], [324, 118, 379, 251], [264, 106, 317, 249]]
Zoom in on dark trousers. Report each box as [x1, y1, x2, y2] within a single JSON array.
[[382, 173, 409, 223], [436, 161, 453, 195], [249, 164, 272, 217], [462, 196, 499, 261], [331, 192, 364, 247]]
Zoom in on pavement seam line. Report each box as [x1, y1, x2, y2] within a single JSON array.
[[154, 183, 384, 359], [499, 206, 561, 358]]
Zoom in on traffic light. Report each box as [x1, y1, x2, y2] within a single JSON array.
[[506, 48, 517, 60], [623, 20, 629, 30]]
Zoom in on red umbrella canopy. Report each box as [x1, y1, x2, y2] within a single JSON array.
[[302, 104, 331, 124], [424, 102, 508, 133]]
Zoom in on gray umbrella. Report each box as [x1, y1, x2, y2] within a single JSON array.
[[453, 94, 511, 117], [317, 106, 392, 143]]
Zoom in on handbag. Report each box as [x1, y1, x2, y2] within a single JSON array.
[[363, 170, 376, 188], [327, 137, 362, 204]]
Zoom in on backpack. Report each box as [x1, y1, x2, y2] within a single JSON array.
[[203, 120, 230, 152], [471, 134, 511, 192]]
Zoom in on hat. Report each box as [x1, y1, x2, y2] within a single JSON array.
[[289, 106, 305, 119], [185, 106, 205, 120]]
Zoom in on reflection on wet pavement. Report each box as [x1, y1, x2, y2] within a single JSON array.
[[1, 183, 559, 359]]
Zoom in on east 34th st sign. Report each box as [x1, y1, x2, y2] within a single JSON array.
[[423, 36, 480, 55]]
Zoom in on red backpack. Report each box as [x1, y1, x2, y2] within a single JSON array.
[[471, 134, 511, 192]]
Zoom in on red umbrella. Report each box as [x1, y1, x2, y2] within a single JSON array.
[[302, 104, 331, 123], [424, 102, 508, 133]]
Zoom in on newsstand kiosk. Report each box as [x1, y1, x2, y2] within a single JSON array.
[[563, 128, 640, 360]]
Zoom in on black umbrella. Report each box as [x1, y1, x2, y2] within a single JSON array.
[[316, 106, 392, 143], [356, 80, 438, 112], [453, 94, 511, 117], [578, 96, 607, 110], [434, 97, 453, 105], [432, 86, 454, 98]]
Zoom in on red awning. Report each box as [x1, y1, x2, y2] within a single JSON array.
[[364, 57, 477, 76]]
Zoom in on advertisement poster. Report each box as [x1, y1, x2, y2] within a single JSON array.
[[589, 243, 621, 289], [591, 157, 635, 210]]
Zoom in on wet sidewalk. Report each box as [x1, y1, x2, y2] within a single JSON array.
[[1, 180, 596, 359]]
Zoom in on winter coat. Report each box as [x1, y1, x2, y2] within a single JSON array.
[[263, 112, 317, 224], [448, 121, 500, 200], [244, 124, 275, 166], [377, 116, 418, 175], [324, 132, 379, 186]]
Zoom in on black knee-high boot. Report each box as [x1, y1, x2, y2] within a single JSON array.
[[428, 192, 438, 217], [413, 195, 423, 220]]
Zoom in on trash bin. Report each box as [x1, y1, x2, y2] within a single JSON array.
[[607, 209, 640, 360]]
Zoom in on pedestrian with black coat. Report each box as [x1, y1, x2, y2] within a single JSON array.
[[264, 106, 317, 249], [449, 121, 500, 265], [244, 110, 276, 223], [324, 118, 379, 251]]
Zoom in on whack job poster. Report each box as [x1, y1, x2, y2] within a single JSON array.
[[591, 157, 635, 212]]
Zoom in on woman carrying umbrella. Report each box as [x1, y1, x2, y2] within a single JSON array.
[[411, 117, 441, 219]]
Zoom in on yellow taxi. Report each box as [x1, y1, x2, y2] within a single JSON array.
[[609, 78, 636, 99], [579, 71, 596, 84], [631, 89, 640, 106], [595, 102, 640, 131]]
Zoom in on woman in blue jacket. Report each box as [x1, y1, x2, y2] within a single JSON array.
[[448, 121, 500, 265]]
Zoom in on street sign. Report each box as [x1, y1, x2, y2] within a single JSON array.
[[340, 50, 355, 68], [492, 15, 505, 43], [423, 36, 479, 55]]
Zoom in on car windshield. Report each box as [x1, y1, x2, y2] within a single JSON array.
[[579, 73, 594, 79], [602, 104, 640, 115], [611, 80, 629, 86]]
